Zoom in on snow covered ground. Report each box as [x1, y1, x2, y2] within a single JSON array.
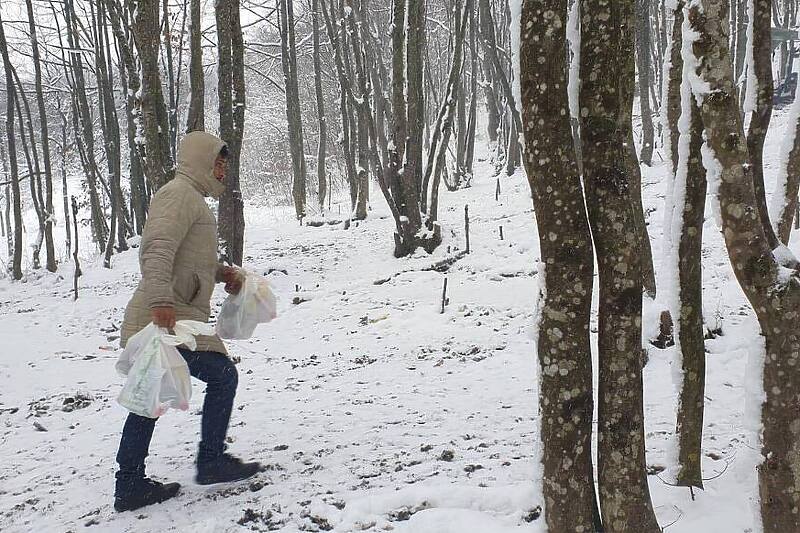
[[1, 110, 797, 531]]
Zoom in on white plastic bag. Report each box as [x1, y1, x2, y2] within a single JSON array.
[[216, 271, 277, 340], [117, 320, 215, 418]]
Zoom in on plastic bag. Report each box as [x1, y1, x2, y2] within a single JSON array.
[[216, 271, 277, 340], [117, 320, 215, 418]]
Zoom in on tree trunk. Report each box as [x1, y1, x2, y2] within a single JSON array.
[[95, 0, 126, 266], [674, 80, 707, 490], [580, 0, 661, 529], [279, 0, 308, 220], [107, 0, 148, 233], [186, 0, 205, 132], [662, 0, 707, 488], [0, 12, 23, 280], [520, 1, 600, 530], [636, 0, 655, 166], [132, 0, 174, 192], [216, 0, 246, 265], [63, 0, 107, 250], [478, 0, 522, 145], [25, 0, 56, 272], [746, 0, 779, 250], [12, 68, 45, 271], [421, 0, 470, 245], [163, 0, 179, 158], [312, 0, 327, 211], [735, 0, 748, 108], [772, 74, 800, 244], [406, 0, 426, 199], [57, 100, 72, 258], [688, 2, 800, 531], [464, 3, 478, 179], [319, 0, 359, 217], [344, 1, 370, 221]]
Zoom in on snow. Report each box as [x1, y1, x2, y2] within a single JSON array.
[[566, 0, 581, 121], [2, 115, 794, 530], [769, 62, 800, 233]]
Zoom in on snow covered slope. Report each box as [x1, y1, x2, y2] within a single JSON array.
[[1, 109, 797, 531]]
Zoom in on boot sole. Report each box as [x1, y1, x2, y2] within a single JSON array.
[[195, 468, 260, 486], [114, 485, 181, 512]]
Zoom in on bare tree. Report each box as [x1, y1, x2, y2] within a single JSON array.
[[0, 11, 23, 280], [635, 0, 655, 165], [580, 0, 661, 528], [132, 0, 174, 191], [688, 0, 800, 530], [64, 0, 108, 248], [519, 0, 599, 530], [278, 0, 308, 219], [746, 0, 779, 249], [186, 0, 205, 132], [25, 0, 57, 272], [107, 0, 148, 233], [217, 0, 247, 265], [12, 67, 46, 271], [311, 0, 327, 211]]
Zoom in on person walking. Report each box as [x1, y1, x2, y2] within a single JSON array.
[[114, 131, 260, 512]]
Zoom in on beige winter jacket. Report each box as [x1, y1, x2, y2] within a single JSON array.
[[120, 131, 230, 355]]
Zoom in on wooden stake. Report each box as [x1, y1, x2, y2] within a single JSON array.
[[499, 225, 504, 241], [465, 205, 470, 254], [441, 277, 448, 314], [495, 177, 501, 201], [71, 196, 81, 301]]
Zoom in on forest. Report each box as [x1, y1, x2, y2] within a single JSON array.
[[1, 0, 800, 532]]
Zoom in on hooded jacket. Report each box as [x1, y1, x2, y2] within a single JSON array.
[[120, 131, 229, 355]]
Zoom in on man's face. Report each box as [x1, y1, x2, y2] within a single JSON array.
[[213, 155, 228, 182]]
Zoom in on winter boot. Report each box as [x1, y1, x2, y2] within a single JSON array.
[[114, 477, 181, 512], [195, 453, 261, 485]]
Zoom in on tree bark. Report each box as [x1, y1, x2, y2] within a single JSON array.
[[57, 99, 72, 258], [663, 0, 707, 488], [107, 0, 148, 233], [343, 1, 370, 220], [478, 0, 522, 145], [279, 0, 308, 219], [580, 0, 661, 529], [406, 0, 426, 199], [636, 0, 655, 166], [217, 0, 246, 265], [25, 0, 56, 272], [688, 1, 800, 530], [64, 0, 108, 249], [12, 67, 45, 271], [163, 0, 179, 158], [132, 0, 174, 192], [520, 0, 600, 530], [675, 84, 707, 491], [312, 0, 327, 211], [773, 88, 800, 244], [0, 12, 23, 280], [746, 0, 780, 250], [186, 0, 205, 132]]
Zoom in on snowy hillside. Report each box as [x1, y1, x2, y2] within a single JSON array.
[[1, 105, 797, 532]]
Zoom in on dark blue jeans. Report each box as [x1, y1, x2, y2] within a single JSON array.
[[115, 349, 238, 482]]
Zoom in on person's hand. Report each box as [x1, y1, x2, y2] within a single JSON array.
[[152, 306, 176, 328], [220, 266, 244, 295]]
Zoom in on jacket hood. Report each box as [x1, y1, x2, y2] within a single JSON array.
[[175, 131, 228, 199]]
